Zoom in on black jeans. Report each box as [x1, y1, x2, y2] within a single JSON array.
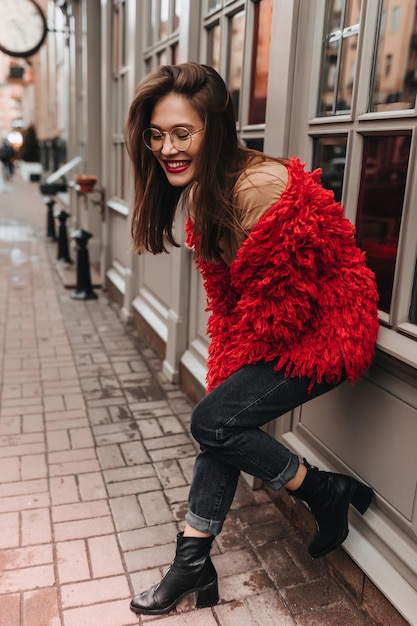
[[185, 360, 342, 535]]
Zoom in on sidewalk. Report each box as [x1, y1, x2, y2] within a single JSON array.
[[0, 172, 408, 626]]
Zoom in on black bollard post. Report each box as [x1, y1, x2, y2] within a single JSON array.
[[70, 229, 98, 300], [54, 210, 73, 263], [45, 197, 57, 240]]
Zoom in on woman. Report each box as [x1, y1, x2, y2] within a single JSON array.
[[125, 62, 379, 616]]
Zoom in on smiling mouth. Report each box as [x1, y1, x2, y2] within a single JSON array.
[[164, 160, 190, 171]]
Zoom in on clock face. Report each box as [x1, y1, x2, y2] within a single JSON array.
[[0, 0, 48, 58]]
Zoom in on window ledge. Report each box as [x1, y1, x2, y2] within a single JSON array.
[[377, 325, 417, 370]]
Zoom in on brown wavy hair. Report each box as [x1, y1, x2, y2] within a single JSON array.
[[125, 62, 281, 261]]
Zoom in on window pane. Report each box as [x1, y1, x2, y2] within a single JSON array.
[[112, 6, 120, 72], [318, 0, 362, 116], [313, 136, 347, 203], [158, 49, 168, 66], [249, 0, 272, 124], [245, 138, 264, 151], [208, 0, 220, 10], [355, 134, 411, 314], [227, 10, 245, 120], [150, 0, 157, 46], [160, 0, 169, 39], [410, 261, 417, 324], [175, 0, 181, 31], [207, 23, 221, 72], [171, 43, 179, 64], [369, 1, 417, 112]]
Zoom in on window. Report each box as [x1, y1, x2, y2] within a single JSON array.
[[111, 0, 128, 200], [226, 10, 245, 120], [313, 136, 347, 203], [248, 0, 272, 124], [385, 53, 392, 77], [391, 6, 401, 31], [409, 262, 417, 324], [369, 0, 417, 112], [203, 0, 271, 147], [144, 0, 181, 70], [355, 134, 410, 314], [318, 0, 362, 116], [207, 23, 221, 71], [309, 0, 417, 353]]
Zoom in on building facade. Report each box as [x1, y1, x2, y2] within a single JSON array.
[[30, 1, 417, 622]]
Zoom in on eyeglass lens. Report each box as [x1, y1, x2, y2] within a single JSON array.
[[143, 127, 192, 151]]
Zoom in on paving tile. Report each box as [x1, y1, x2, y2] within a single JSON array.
[[124, 543, 176, 572], [219, 570, 274, 603], [103, 464, 156, 484], [0, 456, 20, 482], [60, 575, 130, 608], [47, 429, 71, 451], [138, 491, 174, 526], [0, 594, 20, 626], [54, 516, 115, 541], [78, 472, 107, 500], [141, 607, 218, 625], [294, 601, 371, 626], [56, 540, 91, 584], [52, 500, 110, 523], [1, 564, 56, 593], [118, 522, 178, 551], [62, 599, 137, 626], [22, 587, 62, 626], [109, 495, 146, 531], [281, 577, 347, 614], [96, 444, 126, 469], [107, 476, 161, 498], [88, 534, 125, 577], [21, 507, 52, 545], [0, 544, 53, 570], [119, 440, 151, 465], [246, 591, 298, 625], [50, 476, 80, 505]]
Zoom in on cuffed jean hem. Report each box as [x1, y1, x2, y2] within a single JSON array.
[[185, 509, 224, 536], [265, 453, 300, 491]]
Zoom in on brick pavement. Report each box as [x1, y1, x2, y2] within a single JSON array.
[[0, 172, 409, 625]]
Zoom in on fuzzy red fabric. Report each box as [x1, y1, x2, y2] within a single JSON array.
[[185, 157, 379, 393]]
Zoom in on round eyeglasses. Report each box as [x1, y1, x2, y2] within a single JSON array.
[[142, 126, 204, 152]]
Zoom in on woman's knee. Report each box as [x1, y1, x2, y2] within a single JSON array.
[[190, 397, 218, 446]]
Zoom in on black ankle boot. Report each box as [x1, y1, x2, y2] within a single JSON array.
[[130, 532, 219, 615], [287, 459, 374, 558]]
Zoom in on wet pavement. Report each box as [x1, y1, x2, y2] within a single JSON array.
[[0, 170, 409, 625]]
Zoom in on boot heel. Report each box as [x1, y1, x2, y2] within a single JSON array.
[[351, 480, 374, 514], [196, 579, 219, 608]]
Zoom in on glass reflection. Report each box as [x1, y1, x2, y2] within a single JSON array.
[[355, 134, 410, 314], [409, 261, 417, 323], [318, 0, 362, 116], [245, 138, 264, 151], [313, 136, 347, 202], [160, 0, 169, 39], [207, 23, 221, 72], [208, 0, 220, 10], [227, 10, 245, 120], [249, 0, 272, 124], [175, 0, 181, 31], [369, 0, 417, 112]]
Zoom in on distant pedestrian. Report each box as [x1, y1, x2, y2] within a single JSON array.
[[0, 138, 15, 180], [125, 62, 379, 616]]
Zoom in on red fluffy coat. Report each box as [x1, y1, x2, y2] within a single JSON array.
[[185, 157, 379, 392]]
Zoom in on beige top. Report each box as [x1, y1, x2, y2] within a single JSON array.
[[219, 159, 288, 264]]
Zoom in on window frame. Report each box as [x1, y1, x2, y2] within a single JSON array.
[[307, 0, 417, 367]]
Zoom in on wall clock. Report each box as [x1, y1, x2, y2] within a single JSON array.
[[0, 0, 48, 58]]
